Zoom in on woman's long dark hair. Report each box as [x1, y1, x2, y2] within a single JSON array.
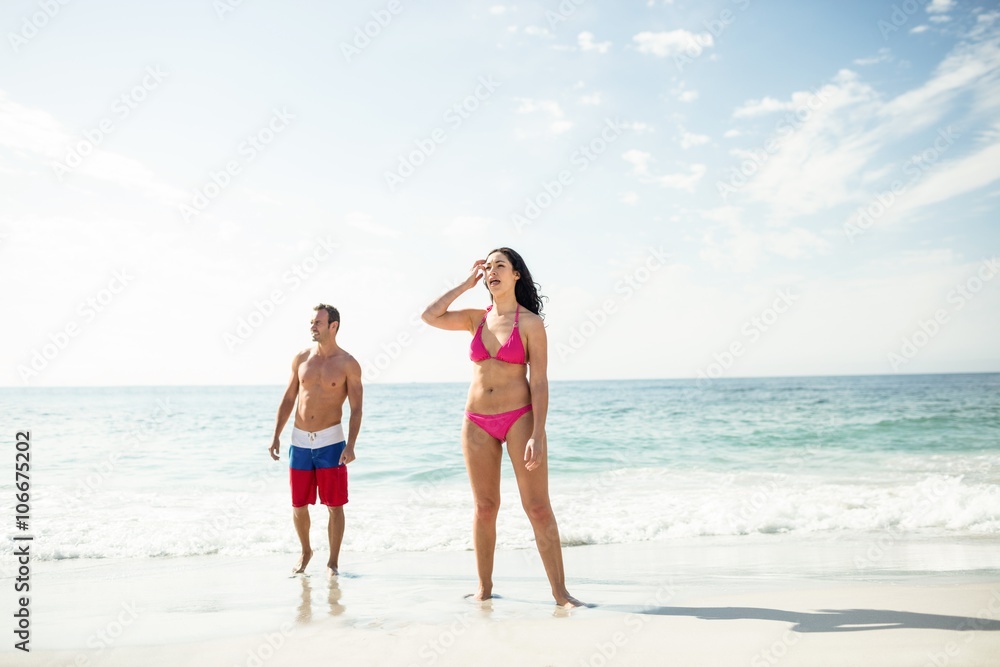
[[485, 247, 545, 318]]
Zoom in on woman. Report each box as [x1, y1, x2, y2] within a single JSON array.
[[422, 247, 582, 608]]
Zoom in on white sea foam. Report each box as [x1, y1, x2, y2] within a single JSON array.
[[6, 468, 998, 562], [3, 377, 997, 562]]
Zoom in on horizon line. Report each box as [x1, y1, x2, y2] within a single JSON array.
[[3, 369, 999, 390]]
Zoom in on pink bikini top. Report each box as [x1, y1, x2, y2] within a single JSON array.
[[469, 305, 526, 365]]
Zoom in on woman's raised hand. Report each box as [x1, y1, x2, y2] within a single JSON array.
[[463, 259, 486, 290]]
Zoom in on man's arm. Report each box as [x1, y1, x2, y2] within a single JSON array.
[[341, 356, 363, 465], [269, 353, 302, 461]]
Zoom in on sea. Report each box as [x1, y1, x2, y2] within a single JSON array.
[[2, 373, 998, 561]]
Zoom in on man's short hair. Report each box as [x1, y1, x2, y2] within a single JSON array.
[[314, 303, 340, 328]]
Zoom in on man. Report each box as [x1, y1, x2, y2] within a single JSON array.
[[269, 303, 363, 576]]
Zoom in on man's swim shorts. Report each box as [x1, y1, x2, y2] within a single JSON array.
[[289, 423, 348, 507]]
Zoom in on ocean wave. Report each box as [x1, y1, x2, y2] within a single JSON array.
[[5, 470, 998, 562]]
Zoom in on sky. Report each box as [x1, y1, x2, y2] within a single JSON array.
[[1, 0, 999, 386]]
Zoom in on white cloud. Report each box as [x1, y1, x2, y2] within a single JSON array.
[[881, 135, 1000, 225], [766, 227, 831, 259], [893, 248, 960, 266], [671, 83, 698, 103], [0, 90, 184, 202], [927, 0, 955, 14], [578, 93, 602, 106], [514, 98, 573, 135], [489, 5, 512, 15], [725, 31, 1000, 221], [700, 216, 830, 272], [346, 212, 399, 238], [623, 149, 705, 191], [622, 149, 652, 177], [732, 92, 824, 118], [622, 121, 653, 134], [911, 25, 930, 34], [723, 129, 742, 138], [700, 205, 743, 225], [578, 31, 611, 54], [878, 38, 1000, 137], [621, 191, 639, 206], [441, 215, 496, 238], [680, 131, 710, 149], [853, 48, 892, 66], [633, 30, 713, 58], [524, 25, 551, 38], [658, 163, 706, 192]]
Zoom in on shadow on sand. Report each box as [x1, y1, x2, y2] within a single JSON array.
[[601, 606, 1000, 633]]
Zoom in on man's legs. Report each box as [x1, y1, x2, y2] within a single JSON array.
[[292, 505, 313, 574], [289, 444, 316, 574], [327, 505, 345, 575]]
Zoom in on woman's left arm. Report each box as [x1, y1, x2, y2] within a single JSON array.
[[524, 317, 548, 472]]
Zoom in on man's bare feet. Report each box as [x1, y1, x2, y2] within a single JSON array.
[[326, 562, 339, 577], [292, 548, 313, 574]]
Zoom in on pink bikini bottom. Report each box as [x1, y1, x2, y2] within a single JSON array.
[[465, 405, 532, 442]]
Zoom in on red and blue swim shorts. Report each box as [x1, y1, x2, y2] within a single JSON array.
[[289, 423, 348, 508]]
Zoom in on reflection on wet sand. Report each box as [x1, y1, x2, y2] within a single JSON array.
[[297, 574, 347, 622], [328, 576, 346, 616]]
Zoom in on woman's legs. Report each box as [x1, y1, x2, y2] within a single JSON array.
[[504, 414, 581, 607], [462, 418, 502, 600]]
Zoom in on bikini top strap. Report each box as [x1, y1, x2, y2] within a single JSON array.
[[480, 305, 493, 326], [514, 304, 519, 327]]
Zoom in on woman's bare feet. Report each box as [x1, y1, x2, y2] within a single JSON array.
[[292, 548, 313, 574], [465, 583, 493, 602], [554, 591, 586, 608]]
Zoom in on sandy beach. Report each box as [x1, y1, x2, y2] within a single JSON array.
[[6, 535, 999, 667]]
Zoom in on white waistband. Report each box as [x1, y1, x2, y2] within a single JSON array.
[[292, 423, 346, 449]]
